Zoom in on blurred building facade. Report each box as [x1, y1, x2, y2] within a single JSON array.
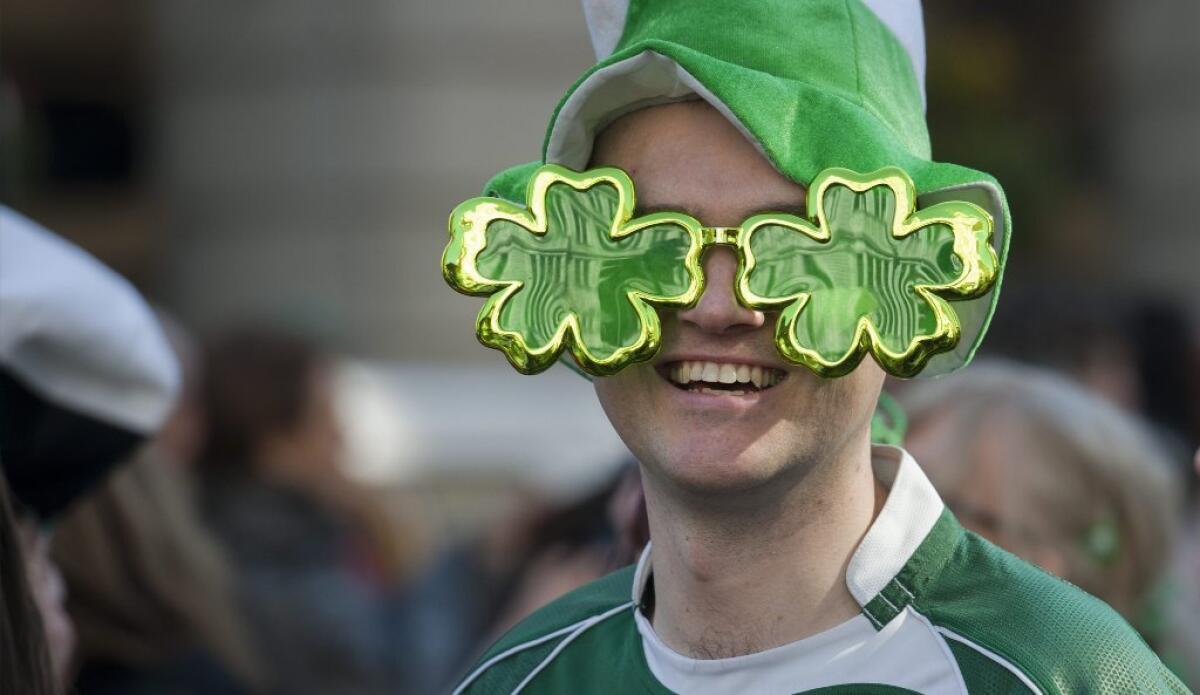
[[4, 0, 1198, 355], [2, 0, 1198, 502], [152, 0, 596, 359]]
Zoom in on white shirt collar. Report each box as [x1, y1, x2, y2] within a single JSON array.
[[845, 445, 945, 605]]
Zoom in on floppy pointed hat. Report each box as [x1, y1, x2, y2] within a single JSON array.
[[481, 0, 1010, 377]]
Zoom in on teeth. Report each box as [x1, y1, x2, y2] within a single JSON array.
[[666, 360, 785, 391]]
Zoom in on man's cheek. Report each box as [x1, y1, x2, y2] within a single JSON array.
[[593, 376, 642, 430], [596, 367, 654, 405]]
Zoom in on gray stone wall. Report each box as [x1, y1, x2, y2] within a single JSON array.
[[154, 0, 594, 360], [1104, 0, 1200, 310]]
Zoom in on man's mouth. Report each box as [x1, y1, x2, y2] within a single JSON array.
[[658, 360, 788, 396]]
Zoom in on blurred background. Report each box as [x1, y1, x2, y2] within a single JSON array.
[[2, 0, 1198, 693]]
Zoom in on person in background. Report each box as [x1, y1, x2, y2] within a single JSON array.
[[50, 311, 268, 695], [1157, 447, 1200, 690], [199, 327, 406, 695], [901, 360, 1191, 681], [984, 286, 1199, 494], [408, 463, 647, 693], [1, 474, 56, 695], [486, 463, 648, 638], [0, 206, 180, 693]]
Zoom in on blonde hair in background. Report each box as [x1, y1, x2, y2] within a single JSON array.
[[901, 360, 1182, 622], [51, 449, 267, 691]]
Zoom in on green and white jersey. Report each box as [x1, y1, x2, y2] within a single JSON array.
[[455, 447, 1188, 694]]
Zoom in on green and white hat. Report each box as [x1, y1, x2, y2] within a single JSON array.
[[483, 0, 1010, 377]]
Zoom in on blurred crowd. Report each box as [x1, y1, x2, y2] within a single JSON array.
[[1, 308, 648, 694], [3, 214, 1200, 693]]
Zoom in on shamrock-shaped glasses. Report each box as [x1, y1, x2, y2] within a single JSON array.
[[443, 164, 998, 379]]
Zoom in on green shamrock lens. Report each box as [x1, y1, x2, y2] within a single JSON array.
[[443, 164, 706, 376], [443, 164, 998, 379], [735, 167, 998, 378]]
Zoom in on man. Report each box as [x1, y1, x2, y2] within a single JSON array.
[[0, 206, 180, 692], [446, 1, 1186, 692]]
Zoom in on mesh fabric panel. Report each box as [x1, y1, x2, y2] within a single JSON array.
[[910, 516, 1188, 694]]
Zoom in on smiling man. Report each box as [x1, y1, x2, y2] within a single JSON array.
[[446, 1, 1186, 693]]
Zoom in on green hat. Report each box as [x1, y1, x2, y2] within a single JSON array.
[[482, 0, 1010, 377]]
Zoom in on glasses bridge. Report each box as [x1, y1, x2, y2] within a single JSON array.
[[701, 227, 740, 246]]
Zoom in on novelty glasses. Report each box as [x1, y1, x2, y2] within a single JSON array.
[[442, 164, 998, 379]]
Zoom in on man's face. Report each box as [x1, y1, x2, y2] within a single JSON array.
[[590, 101, 885, 497]]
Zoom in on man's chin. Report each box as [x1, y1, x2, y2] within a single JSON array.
[[644, 439, 797, 499]]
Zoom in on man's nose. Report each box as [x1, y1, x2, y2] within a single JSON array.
[[677, 246, 766, 334]]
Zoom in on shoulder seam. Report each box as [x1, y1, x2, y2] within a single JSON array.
[[935, 626, 1043, 695], [453, 601, 635, 695], [906, 608, 968, 695]]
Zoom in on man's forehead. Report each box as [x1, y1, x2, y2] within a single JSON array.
[[589, 101, 807, 226]]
